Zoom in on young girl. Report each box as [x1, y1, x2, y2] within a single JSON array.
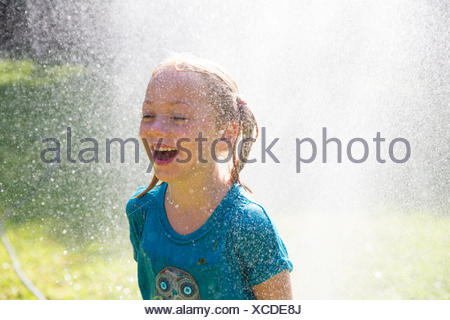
[[126, 54, 293, 300]]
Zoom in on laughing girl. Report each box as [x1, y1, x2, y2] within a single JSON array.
[[126, 54, 293, 300]]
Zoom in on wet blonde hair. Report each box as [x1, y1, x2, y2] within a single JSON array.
[[135, 53, 258, 198]]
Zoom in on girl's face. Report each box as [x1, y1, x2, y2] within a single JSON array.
[[140, 66, 230, 183]]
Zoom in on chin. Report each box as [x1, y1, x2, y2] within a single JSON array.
[[153, 164, 189, 184], [153, 169, 177, 183]]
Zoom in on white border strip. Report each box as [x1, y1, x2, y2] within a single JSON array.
[[0, 300, 448, 320]]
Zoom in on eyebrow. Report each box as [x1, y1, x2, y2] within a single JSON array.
[[143, 99, 190, 106]]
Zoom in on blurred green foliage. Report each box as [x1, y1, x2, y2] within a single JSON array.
[[0, 58, 141, 299], [0, 58, 125, 247]]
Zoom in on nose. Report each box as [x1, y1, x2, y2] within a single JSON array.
[[152, 116, 169, 134], [141, 115, 170, 140]]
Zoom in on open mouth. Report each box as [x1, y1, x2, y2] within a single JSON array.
[[151, 146, 179, 165]]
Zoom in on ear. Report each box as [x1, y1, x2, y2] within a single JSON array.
[[214, 121, 239, 155], [221, 121, 239, 145]]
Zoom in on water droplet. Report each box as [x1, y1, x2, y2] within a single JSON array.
[[373, 271, 382, 279]]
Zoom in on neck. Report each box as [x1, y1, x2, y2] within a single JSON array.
[[165, 163, 234, 214]]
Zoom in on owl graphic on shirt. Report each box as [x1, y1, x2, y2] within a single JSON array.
[[154, 266, 200, 300]]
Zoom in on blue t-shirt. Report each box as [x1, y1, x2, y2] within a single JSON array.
[[125, 182, 293, 300]]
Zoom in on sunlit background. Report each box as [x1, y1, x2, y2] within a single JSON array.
[[0, 0, 448, 299]]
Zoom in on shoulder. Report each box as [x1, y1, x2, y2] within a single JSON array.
[[231, 192, 276, 236], [226, 187, 293, 286], [125, 184, 163, 217]]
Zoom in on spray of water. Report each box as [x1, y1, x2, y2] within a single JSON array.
[[1, 0, 448, 298]]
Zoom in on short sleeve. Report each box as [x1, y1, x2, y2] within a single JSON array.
[[125, 187, 147, 262], [232, 203, 293, 287]]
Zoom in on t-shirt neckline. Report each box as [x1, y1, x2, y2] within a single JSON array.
[[158, 182, 242, 244]]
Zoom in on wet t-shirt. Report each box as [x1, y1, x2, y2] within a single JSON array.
[[125, 182, 293, 300]]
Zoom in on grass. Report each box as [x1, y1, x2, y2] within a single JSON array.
[[354, 212, 449, 299], [0, 218, 140, 299], [281, 211, 449, 299], [0, 56, 119, 246], [0, 58, 140, 299], [0, 59, 85, 86], [1, 212, 448, 299]]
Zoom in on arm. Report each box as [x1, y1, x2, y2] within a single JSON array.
[[252, 270, 293, 300]]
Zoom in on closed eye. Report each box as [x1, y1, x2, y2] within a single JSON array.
[[143, 114, 154, 119], [173, 116, 188, 121]]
